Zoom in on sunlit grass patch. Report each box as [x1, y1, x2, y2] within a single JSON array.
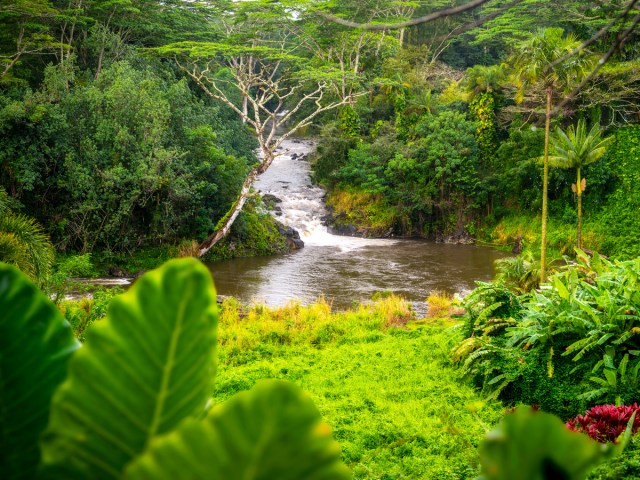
[[426, 290, 454, 319], [326, 188, 399, 235], [215, 299, 502, 479], [482, 214, 606, 257]]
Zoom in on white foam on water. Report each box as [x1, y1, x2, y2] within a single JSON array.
[[255, 137, 398, 251]]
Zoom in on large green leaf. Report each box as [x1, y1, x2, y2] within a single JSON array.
[[125, 379, 352, 480], [0, 263, 78, 480], [40, 258, 218, 479], [478, 407, 616, 480]]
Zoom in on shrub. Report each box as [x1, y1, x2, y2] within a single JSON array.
[[567, 404, 640, 444], [494, 250, 540, 293], [479, 407, 619, 480], [598, 125, 640, 258], [454, 252, 640, 414], [587, 438, 640, 480]]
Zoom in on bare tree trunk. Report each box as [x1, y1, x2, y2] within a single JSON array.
[[95, 46, 104, 80], [242, 95, 248, 124], [540, 87, 552, 283], [576, 167, 582, 249], [197, 151, 275, 257]]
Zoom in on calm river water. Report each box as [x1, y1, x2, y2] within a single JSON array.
[[206, 137, 507, 313]]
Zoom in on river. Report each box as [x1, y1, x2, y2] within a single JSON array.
[[206, 137, 507, 314]]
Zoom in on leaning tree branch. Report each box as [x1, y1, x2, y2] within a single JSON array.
[[553, 11, 640, 115], [437, 0, 525, 40], [315, 0, 495, 31], [547, 0, 640, 71]]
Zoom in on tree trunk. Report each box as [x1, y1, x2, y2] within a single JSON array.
[[576, 167, 582, 249], [95, 46, 104, 80], [242, 95, 248, 124], [540, 87, 552, 283], [197, 151, 275, 258]]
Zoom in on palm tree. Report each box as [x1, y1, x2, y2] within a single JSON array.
[[465, 64, 506, 102], [510, 28, 595, 282], [0, 188, 54, 285], [548, 119, 613, 249]]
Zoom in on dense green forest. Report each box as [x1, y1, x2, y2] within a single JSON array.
[[4, 0, 640, 479], [2, 0, 640, 271]]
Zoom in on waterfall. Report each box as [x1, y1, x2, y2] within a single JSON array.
[[254, 137, 395, 250]]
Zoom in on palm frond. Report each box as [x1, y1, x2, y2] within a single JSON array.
[[0, 213, 54, 284]]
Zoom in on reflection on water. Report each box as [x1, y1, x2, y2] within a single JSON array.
[[208, 241, 507, 313]]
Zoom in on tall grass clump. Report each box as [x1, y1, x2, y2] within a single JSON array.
[[482, 214, 605, 257], [426, 290, 454, 318], [218, 294, 414, 364]]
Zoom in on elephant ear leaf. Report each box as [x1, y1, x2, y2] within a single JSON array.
[[40, 258, 218, 479], [479, 407, 616, 480], [0, 263, 78, 480], [125, 379, 352, 480]]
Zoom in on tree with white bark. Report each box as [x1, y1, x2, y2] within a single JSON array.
[[158, 6, 359, 256]]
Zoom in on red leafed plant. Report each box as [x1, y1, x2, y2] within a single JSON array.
[[566, 404, 640, 443]]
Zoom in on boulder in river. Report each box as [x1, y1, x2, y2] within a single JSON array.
[[107, 266, 127, 277], [275, 221, 304, 250], [262, 194, 283, 210], [328, 224, 358, 236], [435, 231, 475, 244], [287, 238, 304, 250]]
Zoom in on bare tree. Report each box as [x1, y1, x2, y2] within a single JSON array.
[[166, 39, 355, 256]]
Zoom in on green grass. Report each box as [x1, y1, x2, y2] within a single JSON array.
[[213, 298, 503, 479], [478, 214, 606, 257], [325, 188, 400, 236]]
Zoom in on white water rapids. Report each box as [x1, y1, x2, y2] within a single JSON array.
[[71, 137, 505, 311], [254, 138, 396, 250]]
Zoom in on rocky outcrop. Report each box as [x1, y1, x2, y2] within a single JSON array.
[[435, 231, 475, 245], [260, 193, 304, 250], [289, 152, 309, 161], [262, 194, 282, 207], [275, 221, 304, 250], [106, 266, 128, 277]]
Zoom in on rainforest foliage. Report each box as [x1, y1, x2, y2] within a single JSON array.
[[3, 2, 640, 478], [2, 0, 640, 262], [4, 258, 633, 479]]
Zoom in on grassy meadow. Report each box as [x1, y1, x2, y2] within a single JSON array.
[[214, 297, 503, 479], [60, 293, 503, 478]]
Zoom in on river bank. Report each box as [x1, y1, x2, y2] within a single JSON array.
[[58, 136, 507, 311]]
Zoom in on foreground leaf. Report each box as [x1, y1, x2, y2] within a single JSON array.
[[125, 379, 352, 480], [0, 263, 78, 480], [41, 258, 218, 479], [478, 407, 616, 480]]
